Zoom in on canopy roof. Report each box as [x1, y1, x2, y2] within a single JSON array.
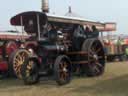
[[10, 11, 47, 26], [10, 11, 116, 32]]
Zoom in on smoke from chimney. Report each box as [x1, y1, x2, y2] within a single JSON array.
[[41, 0, 49, 13]]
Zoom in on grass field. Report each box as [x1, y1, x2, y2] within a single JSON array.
[[0, 61, 128, 96]]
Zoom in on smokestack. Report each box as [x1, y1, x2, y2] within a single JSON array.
[[41, 0, 49, 13], [69, 6, 72, 13]]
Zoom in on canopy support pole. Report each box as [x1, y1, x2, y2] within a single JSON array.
[[20, 16, 23, 40], [37, 14, 41, 40]]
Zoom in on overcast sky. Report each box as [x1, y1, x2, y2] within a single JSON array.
[[0, 0, 128, 35]]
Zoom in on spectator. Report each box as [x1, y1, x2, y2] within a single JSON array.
[[125, 47, 128, 60], [85, 26, 92, 38], [91, 25, 99, 38], [85, 26, 91, 33]]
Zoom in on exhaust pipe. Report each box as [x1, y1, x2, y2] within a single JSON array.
[[41, 0, 49, 13]]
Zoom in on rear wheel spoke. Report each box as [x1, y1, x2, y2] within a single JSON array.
[[63, 62, 68, 68], [60, 62, 64, 68], [60, 73, 64, 81], [63, 72, 68, 80], [96, 48, 101, 53], [93, 66, 100, 73], [89, 49, 95, 55], [98, 56, 103, 59], [96, 62, 103, 68]]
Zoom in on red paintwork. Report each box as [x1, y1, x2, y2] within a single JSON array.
[[0, 41, 19, 74], [0, 61, 8, 72]]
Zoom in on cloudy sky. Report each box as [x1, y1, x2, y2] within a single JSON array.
[[0, 0, 128, 35]]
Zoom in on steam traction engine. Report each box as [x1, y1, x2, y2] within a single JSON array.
[[10, 11, 115, 85]]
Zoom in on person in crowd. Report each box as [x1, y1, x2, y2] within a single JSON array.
[[125, 47, 128, 60], [72, 25, 86, 50], [84, 26, 92, 38], [84, 25, 99, 38], [91, 25, 99, 37], [73, 25, 86, 38]]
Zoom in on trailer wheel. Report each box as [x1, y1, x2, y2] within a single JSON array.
[[9, 49, 30, 78], [82, 39, 105, 76], [21, 58, 39, 85], [6, 41, 18, 77], [5, 41, 18, 56], [54, 55, 72, 85]]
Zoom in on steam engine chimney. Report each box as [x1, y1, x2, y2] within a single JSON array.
[[41, 0, 49, 13]]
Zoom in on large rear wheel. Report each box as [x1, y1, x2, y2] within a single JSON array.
[[82, 39, 105, 76], [54, 55, 72, 85]]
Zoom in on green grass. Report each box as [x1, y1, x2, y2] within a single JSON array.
[[0, 61, 128, 96]]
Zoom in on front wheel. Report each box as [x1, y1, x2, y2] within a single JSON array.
[[9, 49, 30, 78], [54, 55, 72, 85], [21, 58, 39, 85]]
